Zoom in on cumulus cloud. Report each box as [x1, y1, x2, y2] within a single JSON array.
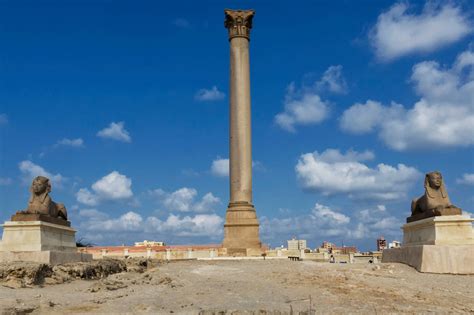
[[97, 121, 131, 143], [312, 203, 350, 225], [146, 213, 223, 237], [150, 187, 220, 213], [275, 82, 330, 133], [261, 203, 402, 245], [76, 171, 133, 206], [295, 149, 421, 200], [55, 138, 84, 148], [340, 47, 474, 150], [370, 2, 472, 61], [315, 65, 348, 94], [195, 86, 225, 101], [79, 209, 223, 239], [457, 173, 474, 185], [211, 158, 229, 177], [18, 160, 64, 187], [275, 65, 347, 132], [0, 114, 8, 125]]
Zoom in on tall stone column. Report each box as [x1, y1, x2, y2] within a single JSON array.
[[222, 9, 261, 254]]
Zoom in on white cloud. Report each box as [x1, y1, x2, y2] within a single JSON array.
[[80, 209, 223, 238], [76, 171, 133, 205], [370, 2, 472, 61], [18, 160, 64, 187], [211, 158, 229, 177], [146, 213, 223, 237], [340, 100, 404, 134], [0, 114, 8, 125], [87, 211, 143, 232], [97, 121, 131, 143], [457, 173, 474, 185], [0, 177, 12, 185], [295, 149, 421, 200], [92, 171, 133, 199], [340, 47, 474, 150], [316, 65, 348, 94], [275, 83, 330, 132], [312, 203, 350, 225], [76, 188, 99, 206], [261, 203, 403, 245], [275, 65, 345, 132], [195, 86, 225, 101], [150, 187, 220, 213], [55, 138, 84, 148]]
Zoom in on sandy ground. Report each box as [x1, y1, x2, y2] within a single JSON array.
[[0, 259, 473, 314]]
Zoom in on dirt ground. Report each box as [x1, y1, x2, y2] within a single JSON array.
[[0, 259, 473, 314]]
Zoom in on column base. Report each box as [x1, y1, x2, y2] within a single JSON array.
[[222, 201, 261, 254]]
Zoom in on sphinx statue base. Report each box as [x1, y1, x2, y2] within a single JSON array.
[[383, 214, 474, 274], [406, 206, 462, 223], [0, 220, 92, 265], [11, 212, 71, 227]]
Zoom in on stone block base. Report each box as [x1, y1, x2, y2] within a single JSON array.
[[223, 202, 261, 252], [0, 251, 92, 265], [403, 215, 474, 246], [383, 245, 474, 274], [0, 220, 77, 252]]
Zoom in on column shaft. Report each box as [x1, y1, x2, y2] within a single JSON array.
[[229, 37, 252, 204]]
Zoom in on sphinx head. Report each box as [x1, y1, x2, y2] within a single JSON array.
[[30, 176, 51, 195], [424, 171, 447, 198], [427, 171, 442, 189]]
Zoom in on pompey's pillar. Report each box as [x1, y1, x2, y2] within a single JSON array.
[[222, 9, 261, 254]]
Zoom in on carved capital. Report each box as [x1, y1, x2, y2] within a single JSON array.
[[224, 9, 255, 41]]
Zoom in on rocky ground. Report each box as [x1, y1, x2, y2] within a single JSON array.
[[0, 259, 473, 314]]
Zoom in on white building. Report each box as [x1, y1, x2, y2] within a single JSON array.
[[134, 240, 165, 247], [388, 241, 401, 249], [287, 238, 307, 250]]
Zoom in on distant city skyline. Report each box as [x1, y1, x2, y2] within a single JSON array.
[[1, 1, 473, 251]]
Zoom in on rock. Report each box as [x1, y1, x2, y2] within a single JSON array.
[[88, 279, 128, 292], [0, 262, 52, 287]]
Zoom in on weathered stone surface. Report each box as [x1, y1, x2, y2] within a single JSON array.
[[16, 176, 68, 221], [403, 215, 474, 246], [11, 213, 70, 227], [223, 10, 261, 253], [383, 214, 474, 274], [0, 259, 127, 286], [408, 171, 462, 223], [383, 245, 474, 274], [0, 221, 77, 252], [0, 251, 92, 265]]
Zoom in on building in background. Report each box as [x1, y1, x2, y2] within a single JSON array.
[[388, 240, 401, 249], [134, 240, 165, 247], [377, 237, 387, 251], [287, 238, 307, 251]]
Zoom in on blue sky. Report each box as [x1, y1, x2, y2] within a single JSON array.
[[1, 1, 473, 251]]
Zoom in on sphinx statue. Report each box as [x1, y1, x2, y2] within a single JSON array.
[[408, 171, 462, 222], [16, 176, 68, 221]]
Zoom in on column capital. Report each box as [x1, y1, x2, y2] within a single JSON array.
[[224, 9, 255, 41]]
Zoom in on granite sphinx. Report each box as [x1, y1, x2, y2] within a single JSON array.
[[408, 171, 462, 222], [13, 176, 69, 226]]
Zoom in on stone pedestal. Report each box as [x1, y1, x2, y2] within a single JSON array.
[[383, 215, 474, 274], [0, 221, 92, 264]]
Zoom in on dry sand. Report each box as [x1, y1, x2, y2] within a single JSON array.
[[0, 259, 473, 314]]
